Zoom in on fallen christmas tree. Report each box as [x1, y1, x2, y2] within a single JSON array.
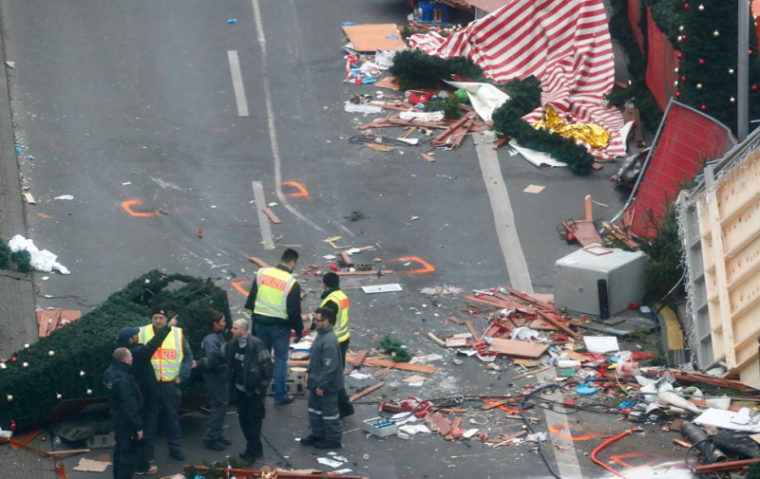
[[0, 270, 230, 429]]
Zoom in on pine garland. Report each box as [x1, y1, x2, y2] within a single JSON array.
[[379, 335, 412, 363], [492, 77, 595, 175], [0, 271, 231, 429]]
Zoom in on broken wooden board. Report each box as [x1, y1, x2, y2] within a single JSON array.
[[246, 256, 269, 268], [262, 208, 281, 224], [345, 354, 439, 374], [375, 75, 401, 90], [349, 381, 384, 402], [342, 24, 406, 52], [488, 339, 548, 358], [351, 350, 369, 368]]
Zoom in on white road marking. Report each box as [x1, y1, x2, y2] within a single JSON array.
[[475, 134, 534, 293], [252, 181, 275, 250], [537, 368, 584, 478], [227, 50, 250, 117], [250, 0, 323, 231]]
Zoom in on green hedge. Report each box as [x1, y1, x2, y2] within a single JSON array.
[[0, 271, 230, 429]]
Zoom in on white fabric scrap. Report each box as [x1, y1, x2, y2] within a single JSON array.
[[509, 140, 567, 168], [445, 80, 510, 123], [9, 235, 70, 274]]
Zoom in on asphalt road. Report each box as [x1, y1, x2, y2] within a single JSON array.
[[0, 0, 692, 478]]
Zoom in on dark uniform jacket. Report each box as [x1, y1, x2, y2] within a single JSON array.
[[103, 361, 143, 435], [121, 325, 172, 402], [226, 334, 273, 397], [197, 330, 228, 374], [307, 327, 344, 393]]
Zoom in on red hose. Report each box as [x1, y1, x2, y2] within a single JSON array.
[[590, 428, 639, 478]]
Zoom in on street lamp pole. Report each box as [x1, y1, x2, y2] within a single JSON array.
[[739, 0, 750, 141]]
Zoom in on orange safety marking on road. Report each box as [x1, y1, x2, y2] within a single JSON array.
[[282, 181, 309, 198], [549, 424, 599, 442], [609, 453, 654, 469], [121, 199, 162, 218], [483, 399, 521, 414], [232, 280, 251, 297], [396, 256, 436, 274]]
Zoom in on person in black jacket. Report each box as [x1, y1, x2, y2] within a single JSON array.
[[195, 310, 231, 451], [117, 315, 177, 475], [103, 348, 143, 479], [227, 319, 273, 465]]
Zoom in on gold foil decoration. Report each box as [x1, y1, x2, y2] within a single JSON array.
[[532, 104, 610, 149]]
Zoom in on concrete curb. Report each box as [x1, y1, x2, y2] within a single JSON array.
[[0, 5, 38, 345]]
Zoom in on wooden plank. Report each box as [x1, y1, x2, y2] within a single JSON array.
[[351, 350, 368, 368], [340, 252, 354, 267], [488, 338, 548, 358], [503, 286, 554, 310], [337, 270, 394, 276], [344, 353, 438, 374], [535, 311, 582, 338], [10, 428, 43, 450], [363, 357, 438, 374], [262, 208, 281, 224], [428, 332, 446, 347], [465, 320, 480, 342], [430, 413, 452, 436], [246, 256, 270, 268], [420, 152, 436, 163], [349, 381, 384, 402], [694, 458, 760, 474], [513, 366, 550, 380]]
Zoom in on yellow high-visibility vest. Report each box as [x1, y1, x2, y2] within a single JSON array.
[[254, 267, 297, 320], [320, 290, 350, 343], [139, 325, 184, 382]]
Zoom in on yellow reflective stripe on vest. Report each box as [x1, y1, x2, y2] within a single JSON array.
[[254, 267, 295, 320], [139, 325, 184, 382], [321, 290, 350, 343]]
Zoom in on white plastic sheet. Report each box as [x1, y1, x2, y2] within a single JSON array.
[[8, 235, 70, 274], [445, 80, 510, 123]]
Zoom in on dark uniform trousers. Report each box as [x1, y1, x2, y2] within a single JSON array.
[[337, 339, 354, 417], [136, 397, 154, 470], [236, 389, 266, 457], [308, 390, 342, 443], [203, 371, 229, 442], [113, 428, 138, 479], [144, 381, 182, 458]]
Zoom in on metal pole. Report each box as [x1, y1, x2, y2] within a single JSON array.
[[739, 0, 750, 141]]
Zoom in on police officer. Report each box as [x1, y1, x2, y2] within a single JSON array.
[[300, 308, 343, 449], [117, 315, 177, 475], [103, 347, 143, 479], [138, 305, 193, 461], [318, 272, 354, 418], [195, 310, 231, 451], [244, 248, 303, 406]]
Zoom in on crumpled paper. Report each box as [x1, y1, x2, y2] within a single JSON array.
[[532, 104, 610, 149]]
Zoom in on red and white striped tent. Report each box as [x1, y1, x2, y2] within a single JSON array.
[[410, 0, 626, 160]]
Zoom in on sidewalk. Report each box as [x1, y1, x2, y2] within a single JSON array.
[[0, 9, 44, 479]]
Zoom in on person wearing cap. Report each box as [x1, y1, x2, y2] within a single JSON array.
[[244, 248, 303, 406], [103, 347, 143, 479], [194, 310, 232, 451], [301, 308, 343, 450], [117, 315, 177, 475], [318, 272, 354, 418], [138, 306, 194, 462]]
